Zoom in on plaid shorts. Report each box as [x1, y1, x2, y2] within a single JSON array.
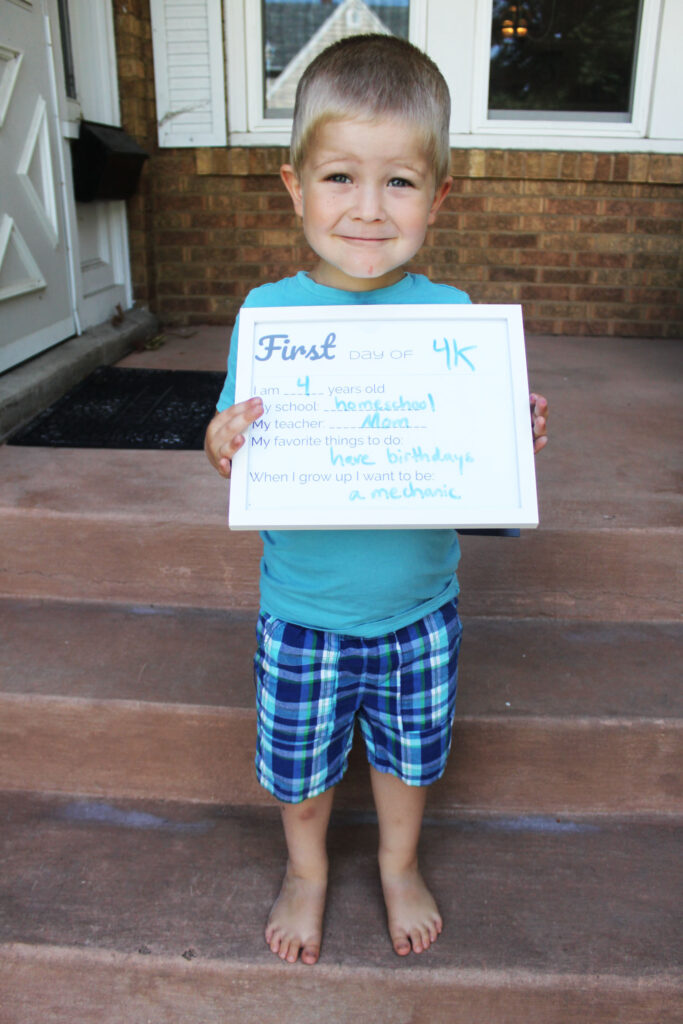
[[253, 599, 462, 803]]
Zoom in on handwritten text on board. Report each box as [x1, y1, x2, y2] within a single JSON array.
[[229, 305, 538, 530]]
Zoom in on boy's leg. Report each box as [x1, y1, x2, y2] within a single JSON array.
[[369, 766, 441, 956], [266, 785, 335, 965]]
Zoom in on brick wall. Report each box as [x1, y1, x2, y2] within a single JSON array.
[[113, 2, 682, 339]]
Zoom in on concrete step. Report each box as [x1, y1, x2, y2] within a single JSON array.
[[1, 600, 680, 815], [0, 791, 680, 1024], [0, 444, 680, 618], [1, 333, 681, 618]]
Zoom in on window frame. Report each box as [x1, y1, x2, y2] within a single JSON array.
[[220, 0, 680, 152], [226, 0, 427, 140]]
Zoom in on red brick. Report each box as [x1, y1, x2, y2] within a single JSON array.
[[546, 199, 599, 216], [520, 284, 573, 302], [577, 252, 630, 268], [489, 233, 538, 249], [464, 214, 518, 231], [542, 268, 591, 285], [488, 267, 538, 283], [576, 287, 626, 303], [535, 302, 580, 318], [519, 250, 571, 267], [524, 180, 583, 197], [476, 283, 519, 302], [634, 218, 682, 235], [522, 318, 558, 334], [648, 155, 683, 184], [489, 196, 543, 214], [629, 288, 679, 304], [578, 217, 630, 234]]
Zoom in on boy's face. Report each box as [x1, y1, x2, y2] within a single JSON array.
[[281, 117, 451, 292]]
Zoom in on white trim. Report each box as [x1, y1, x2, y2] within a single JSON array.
[[0, 214, 46, 301], [223, 129, 682, 155], [17, 95, 59, 247], [0, 43, 23, 128], [224, 0, 247, 133], [408, 0, 427, 50], [649, 0, 683, 139], [43, 4, 80, 334]]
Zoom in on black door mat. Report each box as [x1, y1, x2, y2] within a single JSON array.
[[8, 367, 225, 450]]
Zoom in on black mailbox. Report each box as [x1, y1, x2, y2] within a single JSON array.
[[71, 120, 149, 202]]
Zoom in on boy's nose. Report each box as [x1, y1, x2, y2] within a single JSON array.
[[351, 184, 385, 221]]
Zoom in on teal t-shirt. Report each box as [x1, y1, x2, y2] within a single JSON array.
[[218, 272, 471, 637]]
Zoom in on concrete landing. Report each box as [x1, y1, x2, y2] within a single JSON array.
[[0, 792, 681, 1024], [0, 308, 159, 443]]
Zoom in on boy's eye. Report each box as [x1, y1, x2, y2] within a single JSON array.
[[388, 177, 414, 188], [326, 173, 351, 184]]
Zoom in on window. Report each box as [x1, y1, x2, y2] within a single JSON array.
[[57, 0, 77, 100], [227, 0, 419, 139], [151, 0, 682, 150], [261, 0, 410, 119], [488, 0, 642, 121]]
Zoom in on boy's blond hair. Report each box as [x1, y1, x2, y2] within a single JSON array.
[[290, 34, 451, 185]]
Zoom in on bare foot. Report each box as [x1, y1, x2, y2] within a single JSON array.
[[265, 866, 327, 965], [379, 860, 442, 956]]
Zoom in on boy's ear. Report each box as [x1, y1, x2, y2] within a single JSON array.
[[280, 164, 304, 217], [427, 176, 453, 225]]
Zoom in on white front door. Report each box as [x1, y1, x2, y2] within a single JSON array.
[[0, 0, 76, 373]]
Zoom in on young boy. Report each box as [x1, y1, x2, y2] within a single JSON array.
[[205, 34, 548, 966]]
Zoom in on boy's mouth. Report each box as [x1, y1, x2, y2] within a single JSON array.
[[339, 235, 393, 244]]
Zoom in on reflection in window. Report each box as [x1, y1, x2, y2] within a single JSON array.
[[262, 0, 410, 118], [57, 0, 77, 100], [488, 0, 642, 120]]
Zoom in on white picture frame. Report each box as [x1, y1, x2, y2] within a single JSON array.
[[229, 304, 538, 531]]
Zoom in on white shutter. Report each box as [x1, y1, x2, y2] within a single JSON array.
[[150, 0, 226, 147]]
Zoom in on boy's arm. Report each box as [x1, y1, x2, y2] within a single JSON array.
[[530, 393, 549, 454], [204, 397, 263, 479]]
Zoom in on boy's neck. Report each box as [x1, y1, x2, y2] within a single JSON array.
[[309, 261, 407, 293]]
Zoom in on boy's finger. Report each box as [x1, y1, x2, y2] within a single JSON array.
[[234, 396, 264, 420], [218, 432, 245, 461], [210, 397, 263, 434]]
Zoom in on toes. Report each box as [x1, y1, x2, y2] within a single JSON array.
[[283, 939, 299, 964], [266, 927, 320, 965], [392, 929, 412, 956], [392, 918, 443, 956], [301, 943, 320, 965], [410, 927, 428, 954]]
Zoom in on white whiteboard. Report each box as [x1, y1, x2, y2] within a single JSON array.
[[229, 304, 538, 530]]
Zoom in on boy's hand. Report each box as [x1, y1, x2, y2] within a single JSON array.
[[530, 393, 549, 454], [204, 397, 264, 478]]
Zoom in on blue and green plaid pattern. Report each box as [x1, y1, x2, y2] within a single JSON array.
[[253, 600, 462, 803]]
